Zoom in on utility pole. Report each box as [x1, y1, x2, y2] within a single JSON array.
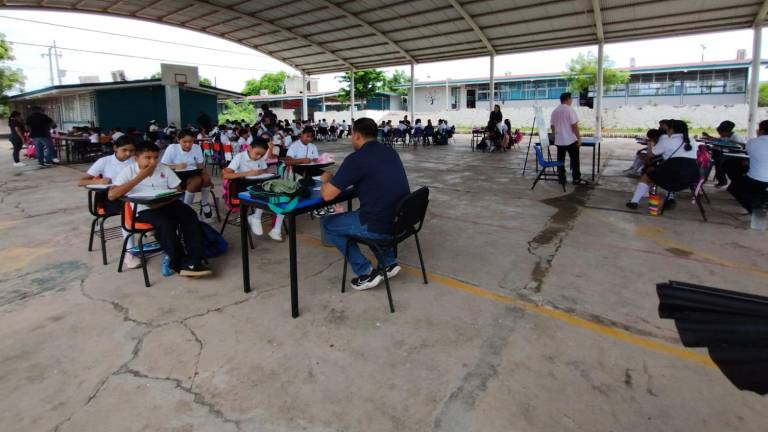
[[41, 41, 64, 86], [53, 40, 62, 85]]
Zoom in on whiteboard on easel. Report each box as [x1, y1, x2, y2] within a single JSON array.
[[534, 105, 549, 147]]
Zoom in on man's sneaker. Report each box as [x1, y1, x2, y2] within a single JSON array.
[[123, 253, 142, 269], [351, 271, 383, 291], [13, 162, 25, 168], [248, 214, 263, 235], [52, 158, 60, 164], [626, 201, 639, 210], [383, 263, 401, 279], [39, 162, 52, 168], [161, 255, 174, 277], [664, 198, 677, 210], [201, 203, 213, 218], [268, 227, 282, 241], [179, 263, 213, 278]]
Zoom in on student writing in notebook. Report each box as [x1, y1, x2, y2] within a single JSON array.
[[109, 141, 212, 277], [161, 129, 215, 218]]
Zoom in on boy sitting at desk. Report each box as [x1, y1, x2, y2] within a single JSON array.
[[109, 141, 212, 278], [281, 126, 319, 165]]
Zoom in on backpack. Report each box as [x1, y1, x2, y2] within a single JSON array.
[[696, 144, 712, 178], [246, 178, 311, 214], [25, 143, 36, 158], [199, 221, 228, 258]]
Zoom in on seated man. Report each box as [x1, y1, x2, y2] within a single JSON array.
[[109, 141, 212, 277], [320, 118, 410, 290], [728, 119, 768, 213]]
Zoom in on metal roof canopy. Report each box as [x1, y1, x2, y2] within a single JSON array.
[[3, 0, 768, 76]]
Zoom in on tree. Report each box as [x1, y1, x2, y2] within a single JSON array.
[[562, 52, 629, 94], [759, 82, 768, 107], [0, 33, 25, 118], [218, 100, 256, 124], [200, 77, 212, 86], [386, 69, 410, 96], [242, 71, 289, 96], [149, 71, 162, 79], [337, 69, 387, 109]]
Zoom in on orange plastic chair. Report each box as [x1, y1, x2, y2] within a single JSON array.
[[118, 201, 156, 287]]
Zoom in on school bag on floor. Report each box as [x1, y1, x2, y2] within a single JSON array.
[[199, 221, 227, 258], [25, 143, 35, 158]]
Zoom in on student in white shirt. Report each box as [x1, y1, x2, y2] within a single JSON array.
[[551, 92, 588, 185], [223, 139, 285, 240], [78, 134, 141, 267], [337, 120, 347, 139], [704, 120, 747, 187], [728, 119, 768, 213], [89, 128, 101, 144], [234, 128, 250, 154], [111, 128, 125, 142], [627, 120, 699, 209], [161, 129, 215, 218], [109, 141, 212, 278], [284, 127, 319, 163]]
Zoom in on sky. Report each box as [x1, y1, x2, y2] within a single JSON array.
[[1, 9, 766, 95]]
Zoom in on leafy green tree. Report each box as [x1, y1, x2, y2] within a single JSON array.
[[218, 100, 256, 124], [386, 69, 410, 96], [242, 71, 289, 96], [199, 77, 212, 86], [337, 69, 387, 109], [0, 33, 25, 118], [562, 52, 629, 93], [149, 71, 162, 79], [759, 82, 768, 107]]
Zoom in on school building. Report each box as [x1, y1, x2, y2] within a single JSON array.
[[242, 91, 404, 120], [8, 72, 242, 131], [397, 58, 768, 113]]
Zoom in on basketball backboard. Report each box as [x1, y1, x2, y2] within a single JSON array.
[[160, 63, 199, 87]]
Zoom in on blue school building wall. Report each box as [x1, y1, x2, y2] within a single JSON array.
[[95, 86, 167, 131], [180, 88, 218, 129]]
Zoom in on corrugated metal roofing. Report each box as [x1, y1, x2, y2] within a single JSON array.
[[3, 0, 767, 75]]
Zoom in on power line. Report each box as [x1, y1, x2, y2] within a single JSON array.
[[0, 14, 269, 59], [8, 40, 280, 73]]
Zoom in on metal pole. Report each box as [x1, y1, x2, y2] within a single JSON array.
[[53, 40, 62, 85], [748, 25, 762, 139], [445, 78, 450, 111], [410, 63, 415, 123], [350, 70, 355, 121], [46, 46, 54, 86], [489, 54, 495, 112], [595, 42, 605, 142], [301, 74, 308, 121]]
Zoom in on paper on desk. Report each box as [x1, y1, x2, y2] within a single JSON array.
[[246, 173, 277, 180], [127, 189, 178, 199], [85, 184, 110, 190]]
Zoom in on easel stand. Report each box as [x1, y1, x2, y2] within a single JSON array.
[[522, 114, 537, 175]]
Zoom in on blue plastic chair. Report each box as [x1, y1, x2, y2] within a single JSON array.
[[531, 145, 566, 192]]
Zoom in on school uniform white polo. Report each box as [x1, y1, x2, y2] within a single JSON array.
[[747, 135, 768, 182], [228, 151, 268, 173], [653, 134, 696, 160], [287, 142, 319, 160], [161, 143, 205, 169], [114, 162, 181, 212], [87, 154, 133, 181]]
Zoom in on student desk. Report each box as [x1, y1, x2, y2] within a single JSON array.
[[579, 137, 601, 183], [290, 162, 335, 180], [238, 185, 358, 318], [52, 136, 92, 164]]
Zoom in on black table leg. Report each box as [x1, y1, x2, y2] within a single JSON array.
[[288, 213, 299, 318], [241, 203, 251, 293], [592, 145, 596, 182], [597, 141, 601, 183]]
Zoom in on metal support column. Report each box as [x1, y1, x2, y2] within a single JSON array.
[[301, 74, 308, 121], [489, 54, 495, 111], [410, 63, 415, 122], [350, 71, 356, 121], [595, 42, 605, 142], [749, 25, 763, 138]]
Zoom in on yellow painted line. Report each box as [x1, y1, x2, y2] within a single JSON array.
[[0, 246, 55, 273], [296, 234, 716, 369]]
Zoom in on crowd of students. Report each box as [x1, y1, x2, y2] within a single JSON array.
[[377, 115, 456, 145], [624, 118, 768, 215]]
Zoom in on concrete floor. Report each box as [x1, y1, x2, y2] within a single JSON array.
[[0, 135, 765, 432]]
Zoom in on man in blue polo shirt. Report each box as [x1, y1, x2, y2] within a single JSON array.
[[321, 117, 410, 290]]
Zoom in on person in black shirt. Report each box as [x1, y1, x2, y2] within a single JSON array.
[[25, 106, 58, 166], [320, 117, 410, 291], [196, 111, 213, 133], [8, 111, 26, 167]]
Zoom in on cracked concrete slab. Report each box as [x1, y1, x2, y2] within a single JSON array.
[[1, 135, 766, 432]]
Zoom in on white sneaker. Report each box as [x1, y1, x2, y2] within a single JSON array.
[[268, 227, 282, 241], [13, 162, 25, 168], [123, 254, 142, 269], [52, 158, 60, 164], [248, 214, 263, 235]]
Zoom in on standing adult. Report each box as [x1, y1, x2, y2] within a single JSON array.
[[260, 104, 277, 134], [8, 111, 26, 167], [196, 111, 213, 134], [550, 93, 588, 185], [320, 118, 410, 290], [25, 106, 58, 167], [489, 104, 503, 128]]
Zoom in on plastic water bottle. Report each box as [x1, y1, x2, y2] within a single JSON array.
[[648, 185, 661, 216], [751, 207, 768, 231], [161, 255, 174, 277]]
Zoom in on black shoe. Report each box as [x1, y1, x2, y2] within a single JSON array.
[[201, 203, 213, 218], [626, 201, 639, 210], [664, 198, 677, 210], [351, 271, 383, 291], [39, 162, 52, 168], [383, 263, 401, 279], [179, 263, 212, 277]]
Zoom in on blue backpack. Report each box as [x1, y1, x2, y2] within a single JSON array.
[[199, 221, 227, 258]]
